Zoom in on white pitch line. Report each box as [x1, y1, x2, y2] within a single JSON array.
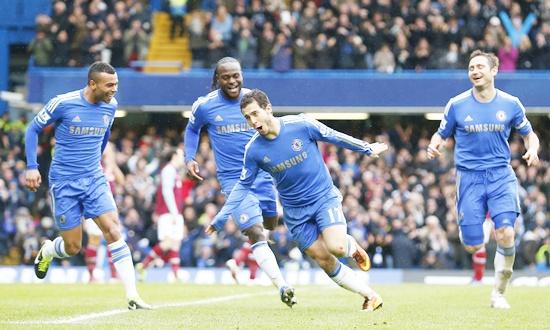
[[4, 291, 273, 325]]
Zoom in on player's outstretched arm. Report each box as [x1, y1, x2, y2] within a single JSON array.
[[521, 131, 540, 166], [368, 142, 389, 158], [24, 120, 43, 192], [427, 133, 444, 159]]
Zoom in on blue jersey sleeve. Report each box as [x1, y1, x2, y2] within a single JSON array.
[[184, 100, 208, 162], [301, 114, 373, 155], [25, 98, 64, 169], [210, 143, 259, 230], [101, 129, 111, 154], [511, 98, 532, 136], [437, 100, 456, 139]]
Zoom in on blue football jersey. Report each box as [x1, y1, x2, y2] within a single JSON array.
[[25, 88, 116, 181], [184, 88, 272, 193], [211, 114, 373, 230], [437, 89, 532, 170]]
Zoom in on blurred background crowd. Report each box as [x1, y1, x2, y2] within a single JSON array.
[[6, 0, 550, 274], [1, 114, 549, 272], [28, 0, 550, 71]]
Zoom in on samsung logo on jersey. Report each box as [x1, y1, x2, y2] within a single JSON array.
[[69, 126, 107, 135], [269, 152, 308, 173], [464, 123, 505, 133], [216, 123, 253, 134]]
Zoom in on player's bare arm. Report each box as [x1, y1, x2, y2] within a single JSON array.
[[24, 169, 42, 192], [427, 133, 444, 159], [186, 159, 204, 181], [521, 131, 540, 167], [368, 142, 389, 158]]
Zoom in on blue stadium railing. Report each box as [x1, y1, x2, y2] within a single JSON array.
[[26, 67, 550, 113]]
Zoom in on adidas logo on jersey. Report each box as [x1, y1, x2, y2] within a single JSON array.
[[214, 115, 223, 122], [72, 115, 81, 122], [263, 156, 271, 163], [464, 115, 473, 122]]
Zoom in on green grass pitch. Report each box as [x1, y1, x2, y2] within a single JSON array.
[[0, 283, 547, 329]]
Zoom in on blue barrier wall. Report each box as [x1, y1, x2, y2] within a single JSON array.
[[27, 68, 550, 112]]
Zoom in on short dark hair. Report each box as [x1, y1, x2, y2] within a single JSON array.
[[211, 57, 240, 90], [240, 89, 271, 111], [88, 61, 116, 82], [469, 50, 499, 69], [163, 148, 178, 164]]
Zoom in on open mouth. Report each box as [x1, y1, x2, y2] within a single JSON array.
[[256, 125, 263, 132], [227, 86, 239, 94]]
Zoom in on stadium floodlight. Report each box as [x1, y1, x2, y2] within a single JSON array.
[[425, 113, 444, 121], [0, 91, 24, 102], [0, 90, 42, 111], [302, 112, 369, 120], [115, 110, 127, 118]]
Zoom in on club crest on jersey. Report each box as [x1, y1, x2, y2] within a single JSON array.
[[239, 213, 249, 224], [59, 215, 66, 224], [291, 139, 303, 152], [103, 115, 110, 126], [496, 111, 506, 122]]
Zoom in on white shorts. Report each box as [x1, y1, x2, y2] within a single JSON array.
[[84, 218, 103, 236], [157, 214, 185, 241]]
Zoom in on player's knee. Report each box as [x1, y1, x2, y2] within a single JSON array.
[[326, 242, 346, 258], [243, 224, 266, 243], [464, 244, 483, 254], [262, 216, 278, 230], [495, 227, 515, 246], [103, 226, 122, 243], [65, 241, 82, 256]]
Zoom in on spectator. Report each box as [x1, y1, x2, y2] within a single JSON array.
[[123, 19, 149, 64], [498, 36, 519, 71], [169, 0, 187, 40], [373, 43, 396, 73], [28, 31, 53, 66]]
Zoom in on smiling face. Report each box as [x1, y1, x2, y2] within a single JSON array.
[[241, 100, 274, 136], [468, 55, 497, 90], [90, 72, 118, 103], [216, 61, 243, 99]]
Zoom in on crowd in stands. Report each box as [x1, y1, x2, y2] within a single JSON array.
[[31, 0, 550, 71], [1, 113, 549, 273], [29, 0, 151, 67], [184, 0, 550, 71]]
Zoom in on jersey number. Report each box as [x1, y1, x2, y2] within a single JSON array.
[[327, 207, 345, 224]]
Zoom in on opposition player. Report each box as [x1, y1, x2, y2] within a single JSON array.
[[471, 217, 493, 284], [225, 241, 259, 284], [137, 149, 188, 281], [427, 50, 540, 309], [207, 89, 386, 312], [84, 141, 123, 283], [184, 57, 296, 307], [25, 62, 151, 310]]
